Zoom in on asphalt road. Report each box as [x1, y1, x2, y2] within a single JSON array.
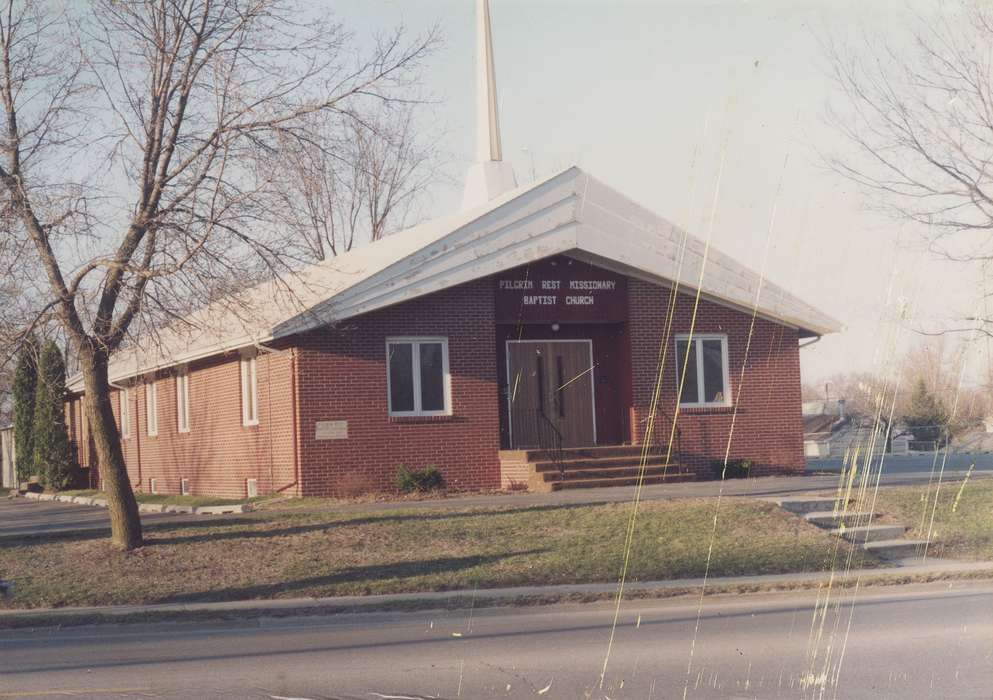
[[806, 451, 993, 477], [0, 496, 227, 542], [0, 581, 990, 699]]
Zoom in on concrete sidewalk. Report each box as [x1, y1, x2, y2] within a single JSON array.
[[4, 469, 990, 543], [2, 558, 991, 629], [265, 469, 990, 516]]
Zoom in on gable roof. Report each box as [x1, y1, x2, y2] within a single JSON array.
[[69, 166, 841, 391]]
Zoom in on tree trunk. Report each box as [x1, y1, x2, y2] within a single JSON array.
[[80, 351, 143, 550]]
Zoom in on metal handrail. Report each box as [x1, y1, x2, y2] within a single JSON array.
[[516, 407, 566, 475], [536, 409, 566, 476], [638, 408, 682, 464]]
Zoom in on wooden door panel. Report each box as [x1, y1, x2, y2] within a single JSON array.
[[549, 341, 596, 447], [507, 340, 596, 449], [507, 342, 543, 448]]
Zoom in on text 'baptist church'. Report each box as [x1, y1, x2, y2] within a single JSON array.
[[498, 278, 617, 306]]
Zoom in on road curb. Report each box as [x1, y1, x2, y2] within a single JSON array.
[[3, 562, 991, 630], [15, 491, 252, 516]]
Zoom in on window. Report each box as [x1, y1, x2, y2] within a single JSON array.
[[386, 338, 451, 416], [120, 388, 131, 439], [176, 367, 190, 433], [146, 380, 158, 436], [675, 334, 730, 407], [240, 354, 258, 426], [180, 478, 189, 496]]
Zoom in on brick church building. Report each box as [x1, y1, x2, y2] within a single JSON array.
[[66, 2, 840, 499]]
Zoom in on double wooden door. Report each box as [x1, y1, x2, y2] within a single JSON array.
[[506, 340, 596, 449]]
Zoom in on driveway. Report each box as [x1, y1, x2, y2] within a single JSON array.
[[0, 497, 231, 542]]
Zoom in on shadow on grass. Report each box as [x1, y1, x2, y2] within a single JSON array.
[[0, 515, 259, 548], [1, 502, 598, 549], [151, 549, 547, 605], [143, 502, 597, 546]]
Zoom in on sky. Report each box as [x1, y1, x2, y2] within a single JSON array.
[[329, 0, 987, 388]]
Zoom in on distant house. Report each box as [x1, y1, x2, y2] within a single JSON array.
[[64, 2, 840, 498], [803, 400, 914, 458], [803, 401, 848, 458]]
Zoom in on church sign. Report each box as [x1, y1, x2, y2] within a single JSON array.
[[494, 257, 628, 323]]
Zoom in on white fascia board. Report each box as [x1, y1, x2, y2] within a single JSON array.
[[276, 220, 580, 335], [576, 174, 842, 336], [327, 169, 582, 309], [574, 222, 839, 337], [66, 334, 274, 394], [565, 247, 803, 332], [302, 225, 580, 329], [273, 169, 585, 337]]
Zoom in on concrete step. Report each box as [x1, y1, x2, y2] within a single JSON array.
[[862, 539, 928, 559], [775, 496, 851, 515], [832, 524, 906, 543], [804, 510, 879, 528], [533, 456, 671, 472], [503, 445, 665, 462], [541, 473, 696, 492], [539, 464, 677, 482]]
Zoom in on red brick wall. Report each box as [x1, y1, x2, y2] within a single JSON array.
[[293, 279, 501, 497], [65, 270, 807, 498], [628, 279, 805, 477], [70, 349, 298, 499]]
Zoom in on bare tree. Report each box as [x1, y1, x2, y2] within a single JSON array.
[[804, 338, 987, 433], [267, 103, 439, 261], [828, 2, 993, 245], [0, 0, 437, 549]]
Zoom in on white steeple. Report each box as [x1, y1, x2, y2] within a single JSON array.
[[462, 0, 517, 210]]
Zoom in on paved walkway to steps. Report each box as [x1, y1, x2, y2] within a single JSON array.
[[5, 471, 991, 542], [771, 495, 931, 562]]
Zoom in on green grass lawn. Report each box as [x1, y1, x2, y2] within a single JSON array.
[[0, 498, 878, 609], [873, 477, 993, 560], [58, 489, 254, 508]]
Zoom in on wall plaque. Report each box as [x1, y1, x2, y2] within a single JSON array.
[[315, 420, 348, 440]]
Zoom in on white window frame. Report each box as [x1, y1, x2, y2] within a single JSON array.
[[145, 379, 158, 437], [386, 337, 452, 417], [240, 353, 259, 427], [120, 387, 131, 439], [675, 333, 732, 408], [176, 366, 190, 434]]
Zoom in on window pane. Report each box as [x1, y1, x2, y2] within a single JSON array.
[[702, 339, 726, 403], [419, 342, 445, 411], [676, 339, 699, 404], [178, 374, 189, 430], [241, 361, 249, 422], [248, 359, 257, 421], [147, 383, 157, 434], [242, 358, 257, 423], [388, 343, 415, 412]]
